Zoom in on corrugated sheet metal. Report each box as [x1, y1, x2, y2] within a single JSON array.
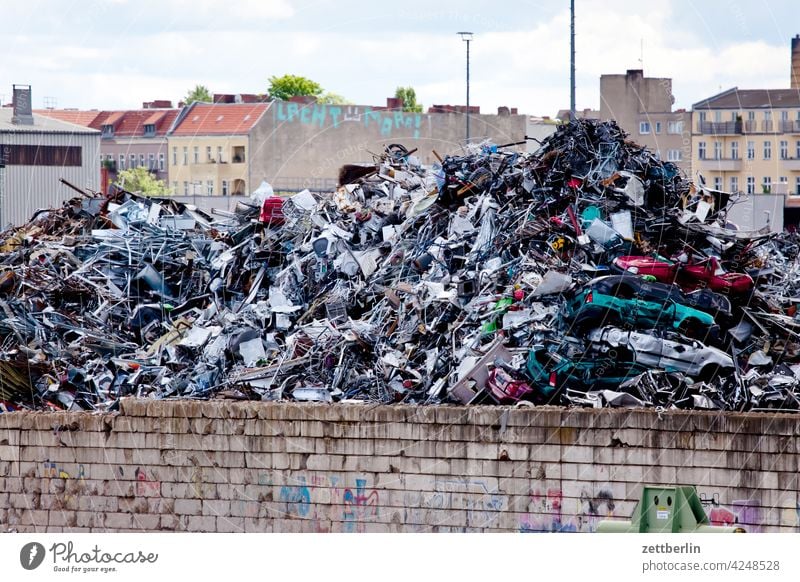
[[0, 131, 101, 227]]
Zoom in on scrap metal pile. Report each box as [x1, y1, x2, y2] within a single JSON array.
[[2, 119, 800, 412]]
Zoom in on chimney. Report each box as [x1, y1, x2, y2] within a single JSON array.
[[792, 34, 800, 90], [11, 84, 33, 125]]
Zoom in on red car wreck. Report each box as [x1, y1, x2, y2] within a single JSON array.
[[613, 254, 754, 295]]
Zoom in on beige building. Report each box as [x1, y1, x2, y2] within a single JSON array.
[[599, 70, 692, 175], [692, 35, 800, 202], [167, 102, 270, 197]]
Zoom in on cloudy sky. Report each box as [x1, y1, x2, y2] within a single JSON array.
[[1, 0, 797, 115]]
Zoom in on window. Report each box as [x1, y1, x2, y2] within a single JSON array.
[[172, 181, 178, 193], [780, 176, 788, 187], [130, 154, 136, 168], [654, 121, 662, 134], [0, 145, 82, 166], [217, 146, 224, 163], [747, 111, 755, 121], [764, 111, 772, 120], [183, 147, 188, 165], [148, 153, 155, 169], [698, 141, 706, 159], [222, 180, 229, 196], [667, 120, 683, 134], [763, 141, 771, 160], [714, 111, 722, 122], [746, 176, 755, 194], [796, 140, 800, 158], [762, 176, 772, 193], [731, 111, 738, 121], [781, 110, 789, 121], [139, 154, 145, 168], [639, 121, 651, 134], [713, 141, 722, 160], [713, 177, 722, 190], [172, 147, 177, 166], [232, 146, 245, 163], [731, 141, 739, 160], [119, 154, 125, 170], [206, 146, 212, 161], [193, 146, 199, 164], [747, 141, 755, 160], [699, 112, 707, 123], [780, 141, 789, 159], [730, 176, 739, 192], [143, 123, 156, 137], [796, 176, 800, 195], [667, 149, 682, 162], [101, 124, 114, 138], [183, 181, 189, 195], [206, 180, 214, 195], [158, 153, 165, 171]]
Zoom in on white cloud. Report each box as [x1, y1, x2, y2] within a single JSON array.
[[0, 1, 795, 115]]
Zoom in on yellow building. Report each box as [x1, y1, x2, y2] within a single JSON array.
[[692, 89, 800, 197], [692, 36, 800, 199], [167, 102, 269, 197]]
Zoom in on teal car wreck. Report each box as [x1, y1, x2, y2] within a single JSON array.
[[525, 346, 649, 403], [564, 275, 719, 340]]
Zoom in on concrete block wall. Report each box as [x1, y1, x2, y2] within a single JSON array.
[[1, 401, 798, 533]]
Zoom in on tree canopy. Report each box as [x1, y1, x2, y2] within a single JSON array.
[[116, 167, 171, 196], [395, 86, 423, 113], [267, 74, 324, 101], [183, 84, 212, 104]]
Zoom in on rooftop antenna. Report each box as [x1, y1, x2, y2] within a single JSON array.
[[43, 96, 57, 109], [639, 38, 644, 69]]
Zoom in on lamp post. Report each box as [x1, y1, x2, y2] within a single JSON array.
[[458, 32, 473, 142]]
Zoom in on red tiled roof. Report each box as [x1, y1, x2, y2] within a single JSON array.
[[170, 102, 269, 136], [33, 109, 102, 127], [90, 109, 180, 137]]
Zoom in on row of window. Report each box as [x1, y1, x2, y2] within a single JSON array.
[[171, 180, 231, 196], [639, 120, 684, 135], [699, 110, 800, 123], [102, 153, 165, 172], [710, 175, 800, 195], [698, 140, 800, 160], [171, 146, 246, 165]]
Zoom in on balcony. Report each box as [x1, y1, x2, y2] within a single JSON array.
[[780, 120, 800, 134], [783, 158, 800, 171], [698, 121, 742, 135], [696, 157, 742, 171], [762, 120, 775, 133]]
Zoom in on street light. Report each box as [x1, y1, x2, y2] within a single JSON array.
[[457, 31, 473, 142]]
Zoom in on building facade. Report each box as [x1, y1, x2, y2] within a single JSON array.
[[599, 70, 692, 175], [92, 109, 179, 185], [691, 89, 800, 198], [167, 102, 270, 198], [36, 106, 179, 189], [1, 86, 100, 227]]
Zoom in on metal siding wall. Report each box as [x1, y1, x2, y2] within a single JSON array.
[[0, 132, 100, 227]]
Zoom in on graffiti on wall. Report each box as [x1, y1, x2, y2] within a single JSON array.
[[518, 487, 616, 533], [700, 492, 762, 532], [274, 101, 423, 138], [402, 478, 505, 531]]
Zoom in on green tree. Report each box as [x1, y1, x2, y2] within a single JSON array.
[[116, 167, 171, 196], [319, 92, 351, 105], [395, 86, 422, 113], [184, 84, 212, 104], [267, 74, 324, 101]]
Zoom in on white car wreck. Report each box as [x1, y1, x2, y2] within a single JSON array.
[[587, 326, 734, 381]]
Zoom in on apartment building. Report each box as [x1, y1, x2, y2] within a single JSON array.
[[691, 90, 800, 197], [599, 70, 692, 175], [167, 102, 270, 197]]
